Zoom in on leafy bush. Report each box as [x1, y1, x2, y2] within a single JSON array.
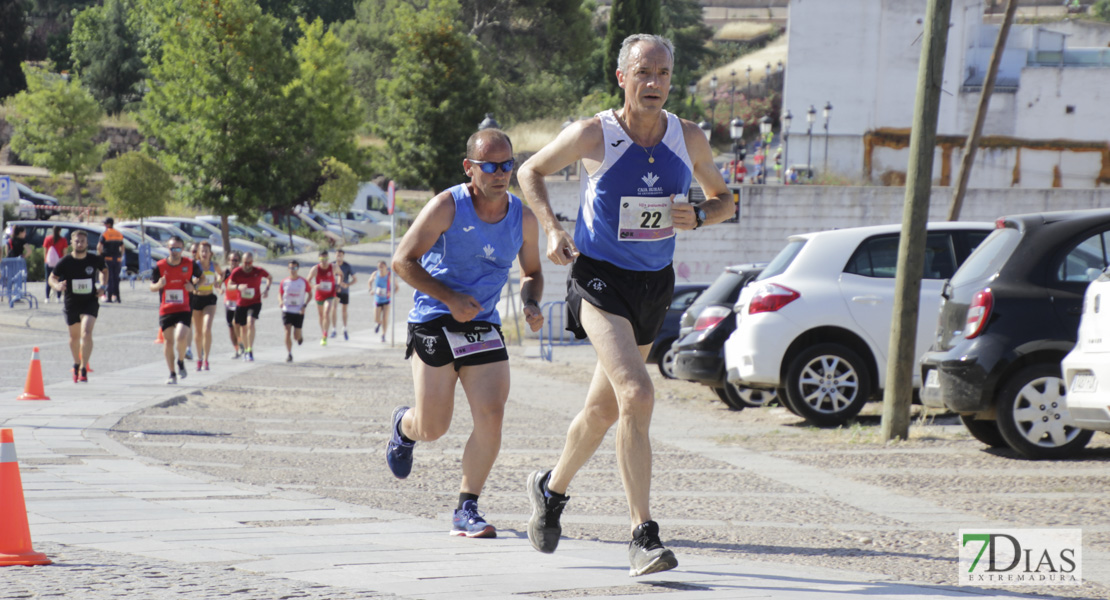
[[1094, 0, 1110, 20]]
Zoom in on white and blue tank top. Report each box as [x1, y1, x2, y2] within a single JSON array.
[[408, 184, 524, 325], [576, 109, 693, 272]]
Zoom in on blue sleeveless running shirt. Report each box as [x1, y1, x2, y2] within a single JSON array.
[[576, 109, 693, 272], [408, 184, 524, 325]]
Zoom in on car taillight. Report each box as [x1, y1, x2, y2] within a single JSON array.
[[748, 283, 800, 314], [693, 306, 732, 331], [965, 288, 993, 339]]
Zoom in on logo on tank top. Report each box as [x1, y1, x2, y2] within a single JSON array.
[[638, 172, 662, 194], [611, 140, 625, 147], [463, 226, 476, 232], [477, 244, 496, 262]]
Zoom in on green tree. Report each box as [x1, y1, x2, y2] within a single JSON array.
[[139, 0, 305, 255], [316, 157, 359, 240], [662, 0, 713, 93], [102, 152, 173, 240], [9, 64, 107, 206], [375, 0, 493, 192], [0, 0, 31, 99], [603, 0, 662, 93], [337, 0, 406, 124], [70, 0, 145, 114], [1094, 0, 1110, 21], [259, 0, 357, 47]]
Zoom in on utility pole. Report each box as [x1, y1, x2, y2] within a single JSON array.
[[948, 0, 1018, 221], [881, 0, 953, 442]]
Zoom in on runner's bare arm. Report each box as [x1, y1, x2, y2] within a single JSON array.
[[48, 270, 64, 293], [518, 207, 545, 332], [518, 118, 603, 265], [672, 119, 736, 230], [393, 192, 482, 322]]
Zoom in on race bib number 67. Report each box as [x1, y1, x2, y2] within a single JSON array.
[[618, 196, 674, 241]]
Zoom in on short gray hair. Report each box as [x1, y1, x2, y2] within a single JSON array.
[[617, 34, 675, 74]]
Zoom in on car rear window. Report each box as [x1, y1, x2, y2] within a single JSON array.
[[1056, 231, 1110, 283], [950, 227, 1021, 287], [756, 240, 806, 281], [698, 272, 746, 305]]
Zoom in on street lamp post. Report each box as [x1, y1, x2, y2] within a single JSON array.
[[478, 113, 500, 130], [729, 70, 736, 122], [758, 115, 772, 185], [709, 75, 718, 128], [782, 110, 793, 184], [687, 79, 697, 118], [764, 63, 771, 93], [805, 105, 816, 180], [697, 120, 712, 142], [745, 65, 752, 104], [822, 101, 833, 173], [729, 117, 744, 184]]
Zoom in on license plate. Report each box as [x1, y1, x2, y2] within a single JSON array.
[[1070, 374, 1097, 393], [925, 369, 939, 388]]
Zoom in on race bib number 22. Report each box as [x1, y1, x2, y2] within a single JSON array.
[[618, 196, 674, 241]]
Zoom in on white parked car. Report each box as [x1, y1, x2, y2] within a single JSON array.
[[147, 216, 268, 259], [723, 221, 993, 427], [1061, 270, 1110, 433]]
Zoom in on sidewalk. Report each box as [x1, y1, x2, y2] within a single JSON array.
[[1, 332, 1041, 599]]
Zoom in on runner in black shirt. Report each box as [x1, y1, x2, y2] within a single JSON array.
[[49, 230, 107, 383]]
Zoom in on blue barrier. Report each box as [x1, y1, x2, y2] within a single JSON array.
[[538, 301, 590, 362], [128, 243, 154, 288], [1, 257, 38, 309]]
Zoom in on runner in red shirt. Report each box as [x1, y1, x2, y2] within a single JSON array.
[[150, 236, 199, 384], [223, 252, 243, 358], [228, 252, 271, 362], [43, 225, 69, 303], [306, 249, 337, 346]]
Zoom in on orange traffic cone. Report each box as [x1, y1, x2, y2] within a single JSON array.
[[16, 348, 49, 401], [154, 328, 164, 344], [0, 429, 52, 566]]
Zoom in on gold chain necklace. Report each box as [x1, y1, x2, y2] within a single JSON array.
[[617, 110, 661, 163]]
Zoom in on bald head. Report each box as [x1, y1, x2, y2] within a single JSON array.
[[467, 128, 513, 159]]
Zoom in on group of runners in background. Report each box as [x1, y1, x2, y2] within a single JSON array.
[[46, 236, 394, 385]]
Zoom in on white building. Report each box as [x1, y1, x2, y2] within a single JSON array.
[[783, 0, 1110, 188]]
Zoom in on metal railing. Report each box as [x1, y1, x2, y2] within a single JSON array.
[[1, 257, 38, 309], [538, 301, 590, 362]]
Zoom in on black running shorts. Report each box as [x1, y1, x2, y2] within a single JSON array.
[[64, 299, 99, 326], [225, 307, 235, 327], [565, 253, 674, 346], [282, 312, 305, 329], [405, 315, 507, 371], [190, 293, 218, 311], [234, 303, 262, 326], [159, 311, 192, 332], [337, 291, 350, 305]]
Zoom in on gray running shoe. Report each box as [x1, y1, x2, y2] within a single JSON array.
[[526, 470, 568, 554], [628, 520, 678, 577]]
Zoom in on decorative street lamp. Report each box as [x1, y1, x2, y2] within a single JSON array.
[[758, 115, 773, 185], [805, 105, 817, 179], [745, 65, 752, 104], [478, 113, 500, 130], [822, 101, 834, 172], [782, 110, 793, 184], [709, 75, 718, 128], [698, 120, 712, 142], [729, 117, 744, 184], [764, 63, 771, 92], [729, 70, 737, 123]]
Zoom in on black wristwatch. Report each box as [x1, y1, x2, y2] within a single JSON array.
[[694, 206, 706, 230]]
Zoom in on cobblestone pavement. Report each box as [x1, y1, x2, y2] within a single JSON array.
[[100, 345, 1110, 600]]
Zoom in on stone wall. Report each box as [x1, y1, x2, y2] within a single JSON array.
[[0, 118, 150, 165]]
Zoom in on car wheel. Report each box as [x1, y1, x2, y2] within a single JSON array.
[[657, 343, 677, 379], [784, 343, 871, 428], [713, 386, 745, 411], [995, 364, 1093, 460], [723, 381, 777, 408], [958, 414, 1008, 448]]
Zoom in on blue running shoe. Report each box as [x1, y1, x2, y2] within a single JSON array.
[[386, 406, 414, 479], [451, 500, 496, 538]]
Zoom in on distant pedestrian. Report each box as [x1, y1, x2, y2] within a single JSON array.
[[150, 236, 199, 385], [279, 260, 309, 362], [331, 248, 356, 340], [48, 230, 107, 383], [97, 217, 125, 303], [190, 241, 222, 371], [371, 260, 392, 342], [228, 252, 271, 362], [4, 225, 28, 260], [223, 252, 243, 358], [306, 249, 337, 346], [43, 225, 68, 303]]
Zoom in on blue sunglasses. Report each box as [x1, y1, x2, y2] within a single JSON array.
[[469, 158, 515, 173]]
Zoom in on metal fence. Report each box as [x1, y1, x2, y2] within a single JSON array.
[[1, 257, 37, 309], [538, 301, 590, 362]]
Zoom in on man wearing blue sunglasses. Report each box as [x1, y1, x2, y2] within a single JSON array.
[[517, 33, 736, 576], [388, 128, 546, 539]]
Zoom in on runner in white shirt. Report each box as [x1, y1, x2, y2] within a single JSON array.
[[279, 260, 310, 362]]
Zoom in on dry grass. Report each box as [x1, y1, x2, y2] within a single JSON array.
[[700, 34, 789, 90], [715, 22, 777, 42], [506, 118, 564, 154], [102, 112, 139, 129]]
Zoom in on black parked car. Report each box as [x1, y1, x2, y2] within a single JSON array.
[[919, 209, 1110, 459], [647, 283, 710, 378], [672, 264, 770, 410]]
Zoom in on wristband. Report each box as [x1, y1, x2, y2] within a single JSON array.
[[524, 299, 540, 309]]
